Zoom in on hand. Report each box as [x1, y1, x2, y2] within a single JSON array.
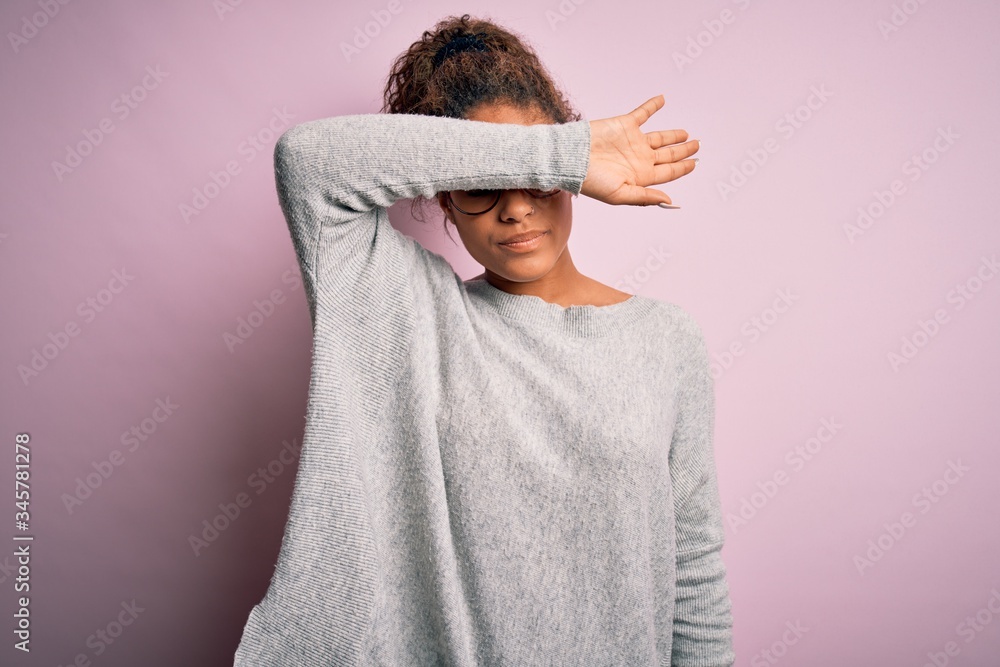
[[581, 94, 699, 207]]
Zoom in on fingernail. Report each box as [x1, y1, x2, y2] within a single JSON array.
[[658, 203, 681, 209], [692, 158, 700, 164]]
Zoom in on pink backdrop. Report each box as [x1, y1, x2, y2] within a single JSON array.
[[2, 1, 998, 665]]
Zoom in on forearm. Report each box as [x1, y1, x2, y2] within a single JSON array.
[[671, 542, 735, 666], [272, 113, 591, 273]]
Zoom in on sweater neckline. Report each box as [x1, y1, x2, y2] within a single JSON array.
[[464, 277, 656, 338]]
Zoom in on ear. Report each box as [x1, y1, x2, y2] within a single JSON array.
[[437, 193, 455, 226]]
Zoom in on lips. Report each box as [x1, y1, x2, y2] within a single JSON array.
[[499, 230, 547, 245]]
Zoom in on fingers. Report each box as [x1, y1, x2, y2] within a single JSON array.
[[647, 129, 689, 150], [630, 94, 665, 126], [651, 158, 698, 186], [652, 138, 699, 165]]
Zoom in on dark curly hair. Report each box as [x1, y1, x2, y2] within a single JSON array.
[[380, 13, 582, 242]]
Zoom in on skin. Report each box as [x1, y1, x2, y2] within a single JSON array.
[[437, 95, 699, 308]]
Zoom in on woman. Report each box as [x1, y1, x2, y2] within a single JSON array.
[[234, 13, 734, 667]]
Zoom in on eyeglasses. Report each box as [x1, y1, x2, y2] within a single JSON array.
[[445, 187, 561, 216]]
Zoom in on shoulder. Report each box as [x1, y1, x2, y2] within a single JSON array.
[[639, 297, 710, 369], [642, 297, 707, 343]]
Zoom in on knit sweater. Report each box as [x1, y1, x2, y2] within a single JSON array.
[[232, 111, 735, 666]]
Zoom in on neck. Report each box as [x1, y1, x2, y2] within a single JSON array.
[[481, 247, 593, 307]]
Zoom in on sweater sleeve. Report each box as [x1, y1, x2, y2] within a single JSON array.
[[271, 112, 592, 323], [668, 316, 736, 667]]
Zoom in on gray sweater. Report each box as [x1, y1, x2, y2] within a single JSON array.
[[233, 112, 735, 666]]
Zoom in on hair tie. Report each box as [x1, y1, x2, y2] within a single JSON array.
[[432, 32, 488, 70]]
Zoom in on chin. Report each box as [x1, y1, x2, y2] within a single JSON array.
[[491, 261, 553, 284]]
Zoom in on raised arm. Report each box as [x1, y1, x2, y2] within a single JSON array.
[[272, 112, 592, 291], [269, 113, 593, 429]]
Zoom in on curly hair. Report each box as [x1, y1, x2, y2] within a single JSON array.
[[380, 13, 581, 241]]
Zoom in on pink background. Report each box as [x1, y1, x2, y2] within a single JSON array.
[[2, 0, 999, 665]]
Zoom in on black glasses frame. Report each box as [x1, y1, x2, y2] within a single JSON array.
[[445, 188, 561, 216]]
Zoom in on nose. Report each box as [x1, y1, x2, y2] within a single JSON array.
[[497, 189, 536, 222]]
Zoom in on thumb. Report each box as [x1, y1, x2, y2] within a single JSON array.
[[629, 94, 666, 127], [622, 183, 673, 207]]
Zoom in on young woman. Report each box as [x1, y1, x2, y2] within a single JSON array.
[[234, 13, 733, 667]]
